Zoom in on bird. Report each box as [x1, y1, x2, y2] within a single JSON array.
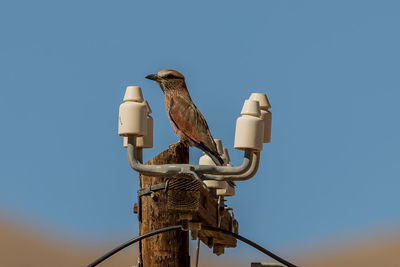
[[145, 69, 224, 166]]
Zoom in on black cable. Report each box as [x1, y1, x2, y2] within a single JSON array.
[[86, 225, 181, 267], [202, 225, 298, 267], [87, 224, 298, 267]]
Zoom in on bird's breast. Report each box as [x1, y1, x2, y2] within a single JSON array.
[[164, 95, 186, 140]]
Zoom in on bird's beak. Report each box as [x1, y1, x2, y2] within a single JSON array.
[[145, 74, 159, 81]]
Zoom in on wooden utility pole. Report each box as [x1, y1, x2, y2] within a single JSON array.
[[138, 141, 190, 267], [135, 141, 237, 267]]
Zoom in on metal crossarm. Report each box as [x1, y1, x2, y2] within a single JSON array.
[[127, 137, 260, 181]]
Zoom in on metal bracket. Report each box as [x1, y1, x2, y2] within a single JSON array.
[[137, 182, 168, 199], [127, 137, 261, 182]]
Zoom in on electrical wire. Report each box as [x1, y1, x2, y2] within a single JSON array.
[[86, 225, 181, 267], [87, 225, 298, 267], [202, 225, 298, 267], [195, 237, 200, 267]]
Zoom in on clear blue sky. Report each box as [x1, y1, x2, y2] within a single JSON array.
[[0, 0, 399, 256]]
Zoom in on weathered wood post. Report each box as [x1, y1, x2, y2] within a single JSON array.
[[134, 140, 237, 267], [137, 141, 190, 267]]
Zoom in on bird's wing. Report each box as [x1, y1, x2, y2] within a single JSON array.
[[168, 95, 220, 157]]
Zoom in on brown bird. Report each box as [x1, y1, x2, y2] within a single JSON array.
[[145, 69, 224, 165]]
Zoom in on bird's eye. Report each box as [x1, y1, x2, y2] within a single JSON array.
[[164, 74, 176, 79]]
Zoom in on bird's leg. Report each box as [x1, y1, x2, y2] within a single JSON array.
[[181, 138, 191, 147]]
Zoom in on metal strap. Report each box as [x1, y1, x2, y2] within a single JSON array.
[[137, 182, 167, 198]]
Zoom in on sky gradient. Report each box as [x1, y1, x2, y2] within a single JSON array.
[[0, 0, 399, 257]]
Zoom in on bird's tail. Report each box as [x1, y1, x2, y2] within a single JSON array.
[[193, 140, 224, 166], [207, 150, 224, 166]]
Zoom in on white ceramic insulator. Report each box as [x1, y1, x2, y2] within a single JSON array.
[[222, 148, 231, 165], [249, 93, 271, 110], [234, 100, 264, 151], [216, 182, 235, 196], [221, 155, 228, 165], [118, 86, 147, 137], [249, 93, 272, 143], [124, 86, 144, 102], [214, 139, 224, 155], [260, 110, 272, 143], [142, 100, 152, 114], [199, 153, 215, 165], [205, 180, 228, 189], [199, 154, 227, 189], [137, 115, 153, 148], [123, 136, 128, 148]]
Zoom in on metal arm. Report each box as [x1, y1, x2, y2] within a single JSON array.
[[127, 137, 259, 180], [200, 151, 260, 181]]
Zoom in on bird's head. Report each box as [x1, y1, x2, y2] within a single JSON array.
[[145, 69, 187, 93]]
